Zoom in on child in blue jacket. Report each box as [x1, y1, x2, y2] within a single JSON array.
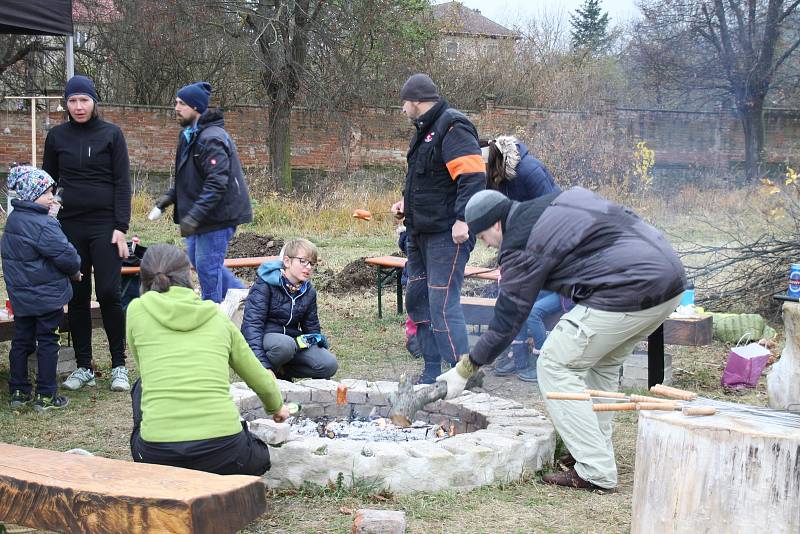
[[240, 238, 337, 380], [2, 166, 81, 411]]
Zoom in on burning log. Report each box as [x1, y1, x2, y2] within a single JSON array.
[[388, 369, 486, 427]]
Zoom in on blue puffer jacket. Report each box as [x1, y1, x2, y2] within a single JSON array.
[[1, 200, 81, 316], [240, 260, 321, 366], [495, 142, 560, 201]]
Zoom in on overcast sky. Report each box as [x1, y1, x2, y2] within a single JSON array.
[[440, 0, 642, 28]]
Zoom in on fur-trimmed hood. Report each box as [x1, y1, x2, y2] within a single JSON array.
[[494, 135, 521, 178]]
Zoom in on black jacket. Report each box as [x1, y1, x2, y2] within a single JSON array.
[[1, 200, 81, 317], [403, 99, 485, 233], [42, 115, 131, 233], [240, 260, 321, 366], [471, 187, 687, 366], [166, 109, 252, 234]]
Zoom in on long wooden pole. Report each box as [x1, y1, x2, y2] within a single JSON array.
[[4, 96, 62, 167]]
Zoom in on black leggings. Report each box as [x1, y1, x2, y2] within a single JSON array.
[[61, 220, 125, 369], [130, 379, 271, 476]]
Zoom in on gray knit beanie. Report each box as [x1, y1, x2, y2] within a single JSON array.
[[400, 74, 440, 102], [465, 190, 512, 235]]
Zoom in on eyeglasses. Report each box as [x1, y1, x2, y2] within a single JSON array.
[[289, 256, 317, 269]]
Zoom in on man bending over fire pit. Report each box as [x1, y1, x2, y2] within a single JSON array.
[[438, 188, 686, 491], [241, 238, 338, 380], [127, 244, 289, 475]]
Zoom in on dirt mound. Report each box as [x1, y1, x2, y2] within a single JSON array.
[[325, 257, 376, 294], [227, 232, 285, 281], [228, 232, 285, 258]]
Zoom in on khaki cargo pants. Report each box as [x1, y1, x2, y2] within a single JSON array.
[[536, 294, 683, 489]]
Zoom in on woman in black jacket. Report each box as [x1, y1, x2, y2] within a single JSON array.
[[43, 75, 132, 393]]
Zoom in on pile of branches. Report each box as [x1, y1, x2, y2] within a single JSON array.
[[678, 185, 800, 317]]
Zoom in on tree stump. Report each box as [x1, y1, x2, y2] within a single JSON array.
[[631, 410, 800, 533], [767, 302, 800, 411]]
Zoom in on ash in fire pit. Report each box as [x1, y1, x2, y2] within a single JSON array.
[[291, 416, 451, 442]]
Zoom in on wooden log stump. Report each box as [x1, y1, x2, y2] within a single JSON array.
[[0, 443, 266, 534], [767, 302, 800, 410], [631, 410, 800, 533]]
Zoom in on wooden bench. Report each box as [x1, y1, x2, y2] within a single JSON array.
[[121, 255, 276, 276], [0, 301, 102, 343], [0, 442, 266, 534], [461, 296, 713, 388], [365, 255, 500, 318]]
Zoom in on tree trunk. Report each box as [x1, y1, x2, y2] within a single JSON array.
[[631, 410, 800, 533], [738, 95, 766, 182], [767, 302, 800, 410], [268, 96, 293, 192]]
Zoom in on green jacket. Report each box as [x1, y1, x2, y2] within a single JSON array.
[[126, 286, 283, 442]]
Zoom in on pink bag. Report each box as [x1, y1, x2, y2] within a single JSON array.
[[721, 338, 771, 388]]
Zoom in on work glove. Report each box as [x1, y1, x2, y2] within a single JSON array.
[[296, 333, 329, 349], [436, 355, 478, 400], [179, 215, 200, 237], [155, 194, 173, 210]]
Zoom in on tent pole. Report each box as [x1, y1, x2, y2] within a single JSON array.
[[31, 98, 36, 167], [66, 34, 74, 80]]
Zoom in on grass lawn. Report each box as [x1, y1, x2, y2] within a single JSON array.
[[0, 188, 784, 533]]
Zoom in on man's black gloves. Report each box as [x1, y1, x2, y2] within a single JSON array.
[[179, 215, 200, 237], [155, 194, 173, 210]]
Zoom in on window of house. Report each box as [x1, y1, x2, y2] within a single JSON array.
[[446, 41, 458, 58]]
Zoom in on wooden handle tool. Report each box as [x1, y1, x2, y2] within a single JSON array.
[[593, 402, 637, 411], [546, 392, 591, 401], [585, 389, 673, 403], [650, 384, 698, 401], [592, 402, 716, 416]]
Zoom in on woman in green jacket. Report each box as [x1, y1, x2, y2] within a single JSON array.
[[127, 243, 288, 475]]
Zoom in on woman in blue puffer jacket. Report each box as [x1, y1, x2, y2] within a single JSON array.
[[482, 136, 572, 382], [240, 238, 337, 381]]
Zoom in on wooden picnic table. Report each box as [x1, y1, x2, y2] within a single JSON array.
[[364, 255, 499, 318], [0, 301, 102, 342], [121, 256, 276, 276]]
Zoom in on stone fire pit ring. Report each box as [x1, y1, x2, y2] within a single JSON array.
[[230, 378, 556, 494]]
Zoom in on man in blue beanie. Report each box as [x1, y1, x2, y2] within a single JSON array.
[[151, 82, 253, 302]]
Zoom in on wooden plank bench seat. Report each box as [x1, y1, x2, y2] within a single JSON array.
[[121, 256, 276, 276], [0, 442, 266, 534], [461, 296, 713, 388], [365, 255, 500, 317], [0, 301, 102, 343]]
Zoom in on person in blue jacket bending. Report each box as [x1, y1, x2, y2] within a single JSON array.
[[481, 136, 572, 382]]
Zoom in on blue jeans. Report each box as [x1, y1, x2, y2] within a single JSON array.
[[185, 227, 244, 303], [515, 290, 564, 349], [405, 231, 474, 380]]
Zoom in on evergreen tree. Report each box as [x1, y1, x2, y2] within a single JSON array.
[[570, 0, 611, 56]]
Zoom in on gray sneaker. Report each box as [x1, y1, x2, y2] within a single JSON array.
[[63, 367, 96, 390], [110, 366, 130, 392]]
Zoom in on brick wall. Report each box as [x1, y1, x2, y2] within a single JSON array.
[[1, 102, 798, 177]]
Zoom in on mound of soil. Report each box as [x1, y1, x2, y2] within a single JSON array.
[[227, 232, 285, 281], [325, 257, 376, 294], [228, 232, 285, 258]]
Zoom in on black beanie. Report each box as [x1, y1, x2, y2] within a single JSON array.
[[176, 82, 212, 114], [64, 75, 98, 102], [465, 190, 512, 235], [400, 74, 440, 102]]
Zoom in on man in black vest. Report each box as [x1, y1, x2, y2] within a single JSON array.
[[390, 74, 485, 383]]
